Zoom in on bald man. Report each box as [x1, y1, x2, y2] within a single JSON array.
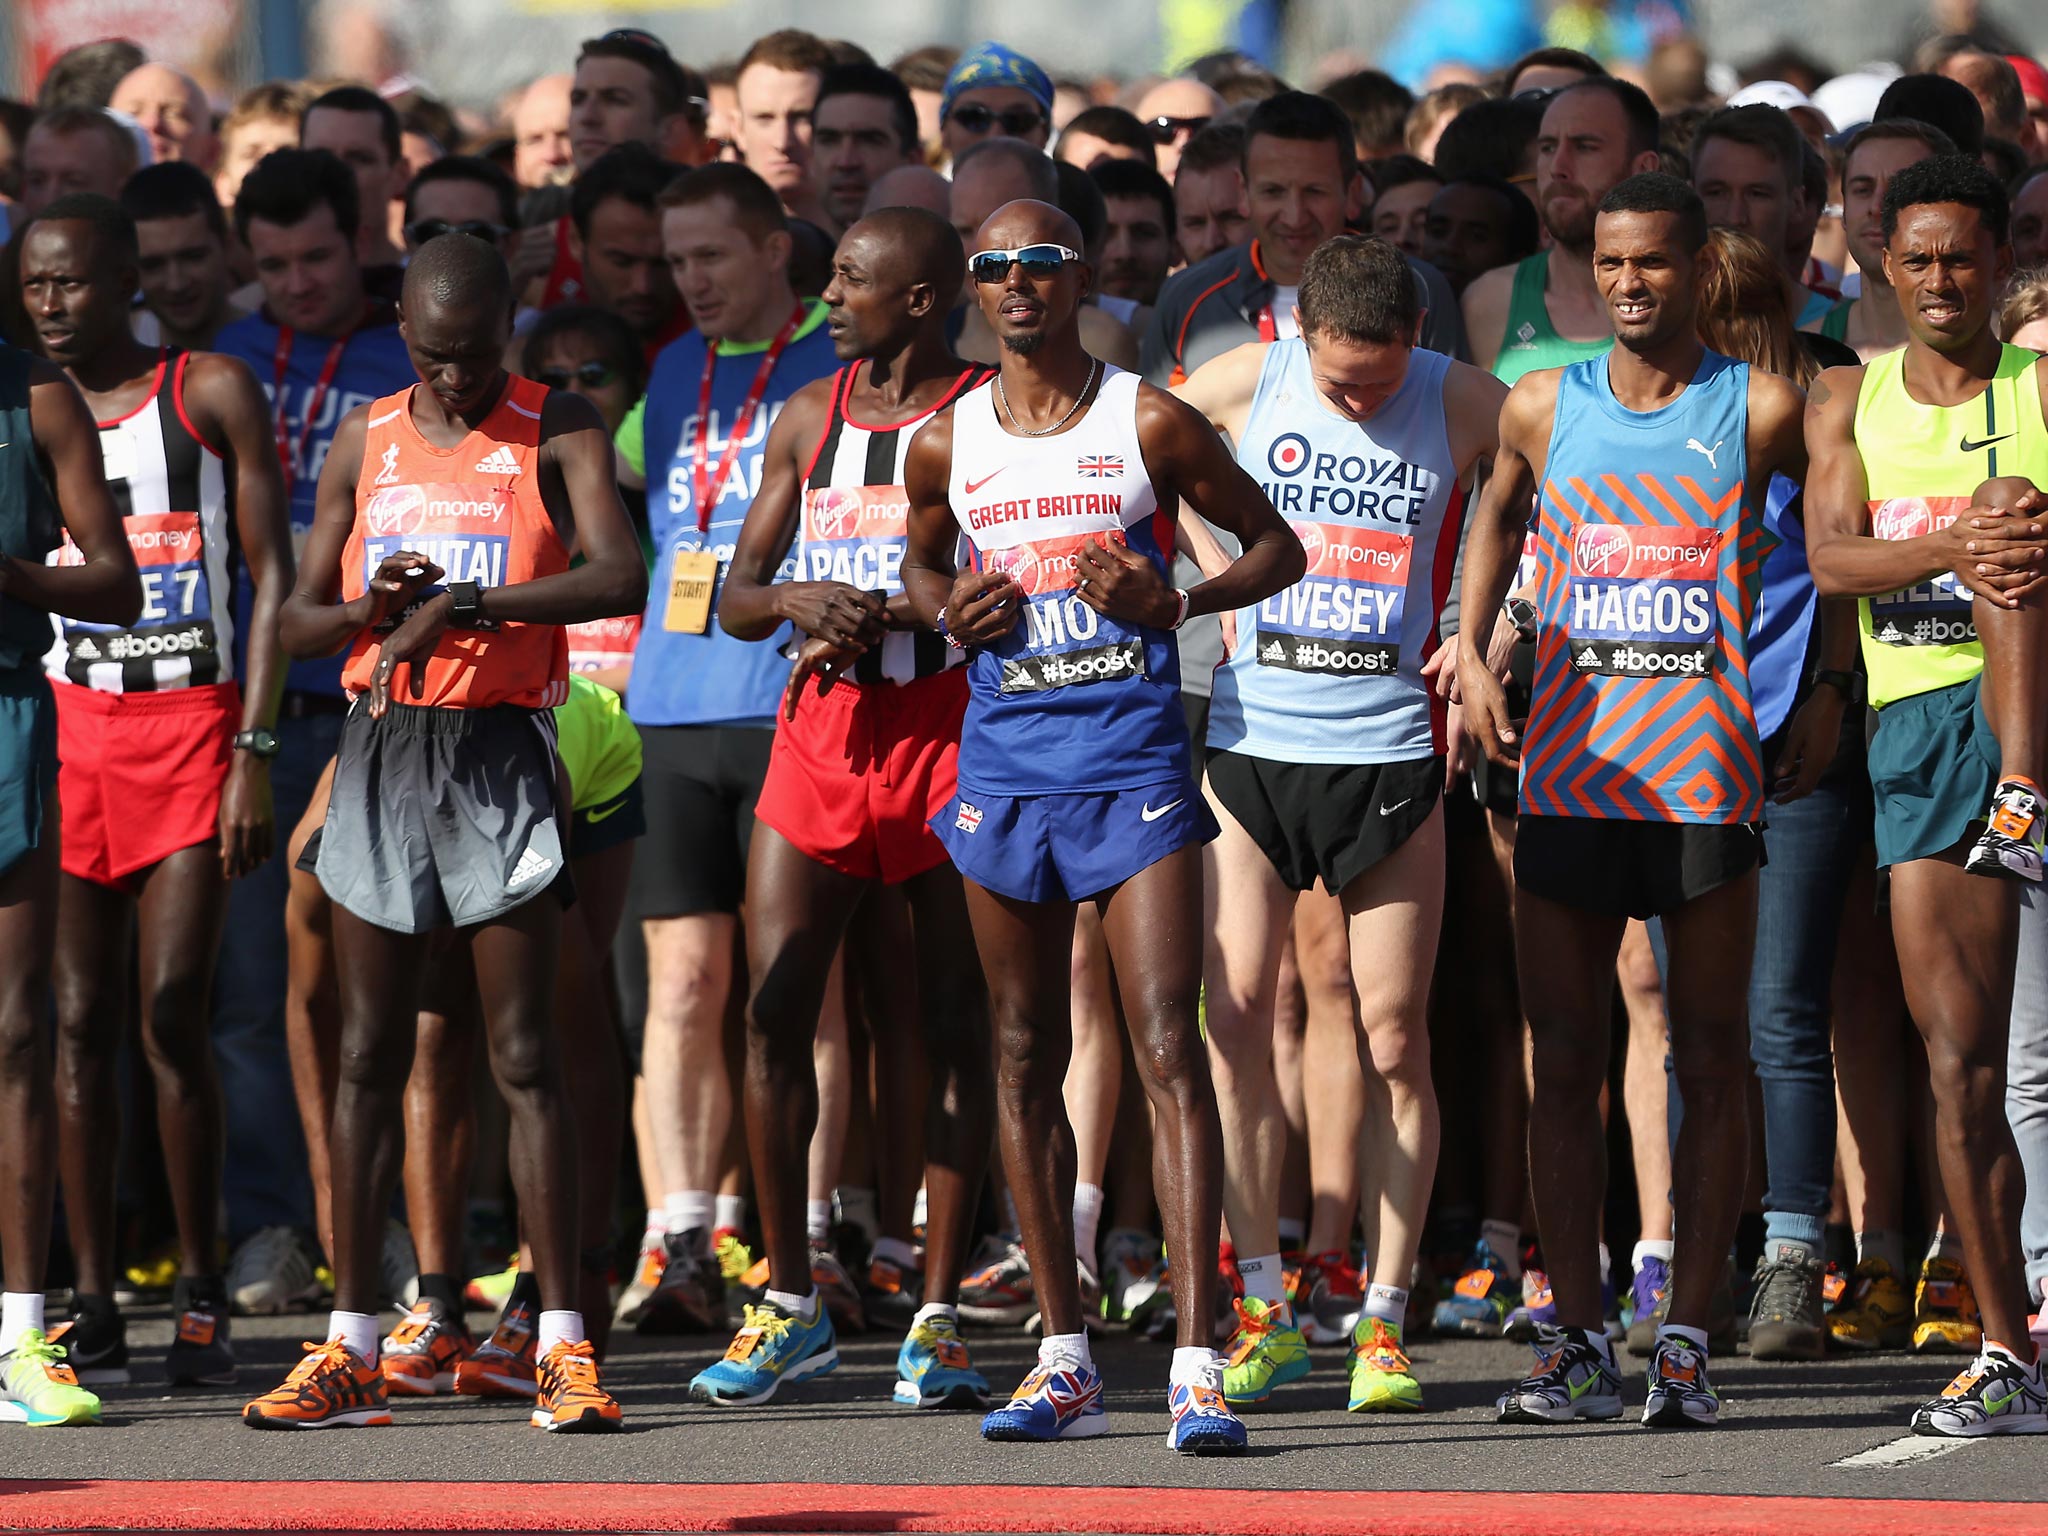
[[1132, 78, 1222, 181], [865, 164, 952, 218], [512, 74, 574, 190], [250, 233, 645, 1433], [110, 64, 220, 172]]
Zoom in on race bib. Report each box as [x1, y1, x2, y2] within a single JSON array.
[[360, 483, 514, 629], [984, 530, 1149, 694], [53, 512, 218, 662], [663, 549, 719, 635], [799, 485, 908, 592], [1566, 522, 1719, 678], [568, 613, 642, 673], [1867, 496, 1977, 648], [1254, 521, 1410, 677]]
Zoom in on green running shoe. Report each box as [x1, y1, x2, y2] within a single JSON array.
[[0, 1331, 102, 1427], [1220, 1297, 1310, 1406]]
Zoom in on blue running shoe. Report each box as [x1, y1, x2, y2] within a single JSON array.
[[1504, 1269, 1557, 1341], [980, 1359, 1107, 1441], [689, 1301, 837, 1406], [1625, 1255, 1671, 1355], [1433, 1241, 1512, 1337], [1167, 1363, 1248, 1455], [893, 1314, 990, 1410]]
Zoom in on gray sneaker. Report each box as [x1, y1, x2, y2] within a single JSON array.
[[1747, 1244, 1826, 1361]]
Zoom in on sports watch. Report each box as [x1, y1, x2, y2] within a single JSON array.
[[446, 580, 496, 630], [233, 728, 280, 759]]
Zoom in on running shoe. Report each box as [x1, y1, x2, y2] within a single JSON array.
[[464, 1261, 519, 1312], [0, 1332, 101, 1428], [454, 1299, 539, 1398], [1910, 1344, 2048, 1437], [1297, 1249, 1365, 1346], [1626, 1260, 1739, 1357], [164, 1291, 237, 1387], [1220, 1297, 1310, 1406], [1504, 1269, 1558, 1342], [713, 1227, 754, 1284], [1822, 1262, 1848, 1313], [959, 1241, 1037, 1326], [1641, 1335, 1720, 1428], [1747, 1245, 1826, 1362], [1495, 1326, 1624, 1424], [1347, 1317, 1422, 1413], [1829, 1257, 1913, 1351], [117, 1252, 177, 1307], [637, 1230, 726, 1335], [1125, 1257, 1176, 1334], [380, 1300, 472, 1396], [227, 1226, 324, 1316], [612, 1234, 665, 1328], [1624, 1255, 1670, 1355], [531, 1339, 623, 1432], [1433, 1240, 1513, 1337], [981, 1356, 1107, 1441], [1966, 779, 2045, 882], [1100, 1229, 1163, 1324], [242, 1340, 391, 1429], [45, 1306, 128, 1386], [1166, 1358, 1247, 1455], [865, 1253, 924, 1329], [893, 1314, 990, 1409], [380, 1221, 419, 1311], [1913, 1256, 1983, 1354], [814, 1246, 868, 1334], [690, 1301, 838, 1406]]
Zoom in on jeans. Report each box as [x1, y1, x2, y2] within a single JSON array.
[[2007, 884, 2048, 1305], [208, 709, 342, 1245]]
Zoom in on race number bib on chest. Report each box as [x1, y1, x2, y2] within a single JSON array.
[[1867, 497, 1977, 648], [53, 511, 217, 660], [799, 486, 909, 591], [985, 530, 1147, 695], [1567, 522, 1720, 678], [361, 483, 513, 627], [1255, 522, 1409, 677]]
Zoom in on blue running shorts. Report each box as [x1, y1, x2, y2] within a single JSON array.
[[933, 778, 1218, 903]]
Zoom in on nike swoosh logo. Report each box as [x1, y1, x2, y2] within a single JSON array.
[[1568, 1373, 1601, 1400], [586, 801, 624, 823], [964, 469, 1006, 495], [1140, 798, 1183, 822], [1379, 798, 1412, 816], [1984, 1385, 2025, 1413], [1960, 433, 2013, 453]]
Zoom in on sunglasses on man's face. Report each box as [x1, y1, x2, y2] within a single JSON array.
[[1147, 114, 1210, 143], [534, 361, 618, 390], [968, 243, 1082, 284], [406, 219, 511, 248], [948, 103, 1046, 137]]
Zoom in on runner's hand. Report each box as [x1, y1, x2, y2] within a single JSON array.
[[777, 582, 887, 647], [1076, 536, 1175, 627], [363, 551, 444, 629], [1771, 685, 1844, 803], [783, 635, 861, 720], [945, 568, 1022, 644], [1423, 640, 1458, 700], [217, 752, 275, 880], [369, 590, 452, 719], [1460, 654, 1520, 769]]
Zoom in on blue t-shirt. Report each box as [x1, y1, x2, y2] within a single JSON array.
[[628, 301, 837, 729], [213, 309, 415, 695], [1747, 474, 1816, 743]]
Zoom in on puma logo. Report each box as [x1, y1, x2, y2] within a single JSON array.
[[1685, 438, 1724, 471]]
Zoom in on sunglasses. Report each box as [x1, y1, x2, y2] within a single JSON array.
[[968, 243, 1082, 284], [947, 103, 1046, 137], [1147, 114, 1210, 143], [406, 219, 510, 247], [1513, 85, 1562, 105], [535, 362, 618, 390]]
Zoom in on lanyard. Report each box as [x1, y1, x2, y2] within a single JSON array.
[[692, 304, 803, 534], [1255, 305, 1277, 343], [273, 327, 350, 497]]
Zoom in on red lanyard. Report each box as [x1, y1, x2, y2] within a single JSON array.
[[1255, 306, 1277, 343], [273, 327, 350, 497], [693, 304, 803, 534]]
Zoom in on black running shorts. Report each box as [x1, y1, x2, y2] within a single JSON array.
[[1206, 749, 1443, 895], [1513, 814, 1763, 919]]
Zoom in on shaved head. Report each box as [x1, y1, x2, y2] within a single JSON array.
[[865, 163, 952, 218], [974, 198, 1082, 256], [403, 231, 513, 318], [847, 205, 965, 295]]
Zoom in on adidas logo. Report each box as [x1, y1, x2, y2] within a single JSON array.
[[507, 845, 555, 889], [474, 446, 522, 477], [1260, 640, 1285, 662], [1573, 647, 1601, 669]]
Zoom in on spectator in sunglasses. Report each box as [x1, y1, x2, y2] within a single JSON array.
[[402, 156, 519, 263], [1133, 77, 1223, 180], [938, 40, 1053, 160]]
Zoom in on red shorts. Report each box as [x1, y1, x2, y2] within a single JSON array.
[[53, 680, 239, 888], [754, 667, 966, 884]]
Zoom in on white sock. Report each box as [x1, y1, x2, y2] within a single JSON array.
[[1633, 1239, 1674, 1271], [834, 1186, 879, 1243], [1856, 1228, 1906, 1275], [537, 1309, 584, 1356], [913, 1302, 958, 1329], [1237, 1252, 1287, 1307], [2, 1292, 46, 1354], [1169, 1345, 1219, 1385], [1659, 1322, 1709, 1354], [642, 1208, 665, 1241], [714, 1194, 746, 1235], [1277, 1217, 1306, 1250], [1073, 1183, 1105, 1270], [1039, 1329, 1092, 1369], [765, 1287, 820, 1323], [806, 1199, 832, 1244], [913, 1184, 929, 1233], [1598, 1243, 1613, 1288], [327, 1310, 380, 1366], [1926, 1228, 1964, 1265], [873, 1235, 918, 1271], [1365, 1282, 1409, 1327], [1481, 1219, 1522, 1280], [664, 1189, 714, 1238]]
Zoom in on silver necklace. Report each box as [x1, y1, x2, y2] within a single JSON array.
[[997, 356, 1099, 437]]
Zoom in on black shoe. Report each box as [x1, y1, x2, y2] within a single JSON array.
[[165, 1279, 237, 1387], [48, 1299, 130, 1386], [1747, 1245, 1826, 1361], [636, 1229, 725, 1334]]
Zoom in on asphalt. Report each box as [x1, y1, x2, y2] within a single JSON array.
[[2, 1302, 2041, 1504]]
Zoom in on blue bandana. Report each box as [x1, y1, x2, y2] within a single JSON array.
[[941, 41, 1054, 120]]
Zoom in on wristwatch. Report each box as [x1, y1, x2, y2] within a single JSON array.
[[233, 727, 280, 759], [1810, 667, 1864, 704], [446, 580, 496, 630], [1504, 596, 1540, 643]]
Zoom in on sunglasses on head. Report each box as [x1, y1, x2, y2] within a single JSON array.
[[948, 103, 1046, 137], [1513, 85, 1562, 105], [1147, 114, 1210, 143], [968, 243, 1082, 284], [406, 219, 510, 247], [535, 361, 618, 390]]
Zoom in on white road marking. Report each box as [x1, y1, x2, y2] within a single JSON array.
[[1830, 1435, 1977, 1468]]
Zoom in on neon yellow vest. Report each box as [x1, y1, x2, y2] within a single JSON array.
[[553, 673, 642, 810], [1851, 343, 2048, 708]]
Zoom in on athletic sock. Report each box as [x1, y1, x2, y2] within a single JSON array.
[[912, 1184, 929, 1234], [1040, 1329, 1092, 1370], [714, 1195, 746, 1236], [328, 1310, 380, 1366], [1072, 1183, 1105, 1272], [664, 1190, 714, 1242], [537, 1310, 585, 1356], [872, 1236, 919, 1272], [1856, 1228, 1906, 1276], [642, 1209, 665, 1244], [1481, 1219, 1523, 1280], [806, 1199, 833, 1246], [1597, 1244, 1613, 1292], [1, 1292, 45, 1355], [1365, 1282, 1410, 1328], [913, 1302, 958, 1329], [1632, 1238, 1675, 1273], [1926, 1228, 1964, 1266], [1277, 1217, 1306, 1251], [766, 1287, 820, 1323], [507, 1270, 543, 1311], [1237, 1252, 1286, 1307], [415, 1272, 460, 1312], [834, 1187, 879, 1247], [1168, 1345, 1217, 1385], [1761, 1211, 1823, 1263], [1658, 1323, 1710, 1355]]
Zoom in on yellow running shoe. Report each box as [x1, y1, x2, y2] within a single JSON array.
[[1348, 1317, 1423, 1413], [1219, 1297, 1309, 1406], [1913, 1257, 1983, 1355], [714, 1227, 754, 1284], [1829, 1259, 1913, 1351], [0, 1331, 101, 1427], [464, 1261, 519, 1312]]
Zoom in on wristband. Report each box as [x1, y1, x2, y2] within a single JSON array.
[[935, 604, 966, 650], [1170, 588, 1192, 630], [1810, 666, 1863, 704]]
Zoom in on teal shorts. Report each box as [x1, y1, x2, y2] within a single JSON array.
[[0, 669, 57, 882], [1867, 673, 2001, 869]]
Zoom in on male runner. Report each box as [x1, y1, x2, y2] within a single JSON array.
[[693, 206, 994, 1409], [900, 198, 1303, 1453], [0, 346, 141, 1432], [1176, 234, 1507, 1413], [1806, 154, 2048, 1435], [20, 195, 291, 1389], [245, 234, 644, 1432], [1460, 173, 1807, 1429]]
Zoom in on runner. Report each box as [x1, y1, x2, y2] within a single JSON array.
[[1805, 153, 2048, 1436], [1174, 234, 1505, 1415], [899, 197, 1303, 1453], [690, 206, 994, 1410], [0, 343, 141, 1433], [243, 232, 644, 1432], [19, 195, 292, 1390], [1458, 173, 1808, 1429]]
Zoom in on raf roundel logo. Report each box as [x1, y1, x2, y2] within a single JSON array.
[[1267, 432, 1311, 477]]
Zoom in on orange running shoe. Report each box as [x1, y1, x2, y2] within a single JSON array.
[[454, 1300, 539, 1399], [242, 1340, 390, 1429], [530, 1340, 622, 1433], [381, 1302, 473, 1396]]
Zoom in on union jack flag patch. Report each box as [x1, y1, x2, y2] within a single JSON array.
[[1077, 455, 1123, 478]]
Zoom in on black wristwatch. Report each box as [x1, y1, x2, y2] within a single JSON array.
[[233, 727, 280, 759], [1504, 596, 1540, 643], [1810, 667, 1864, 704], [446, 580, 495, 630]]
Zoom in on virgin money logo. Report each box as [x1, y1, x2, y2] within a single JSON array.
[[988, 544, 1043, 596], [365, 486, 426, 537], [809, 487, 862, 540], [1575, 523, 1632, 577], [1293, 522, 1328, 572], [1872, 498, 1932, 543]]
